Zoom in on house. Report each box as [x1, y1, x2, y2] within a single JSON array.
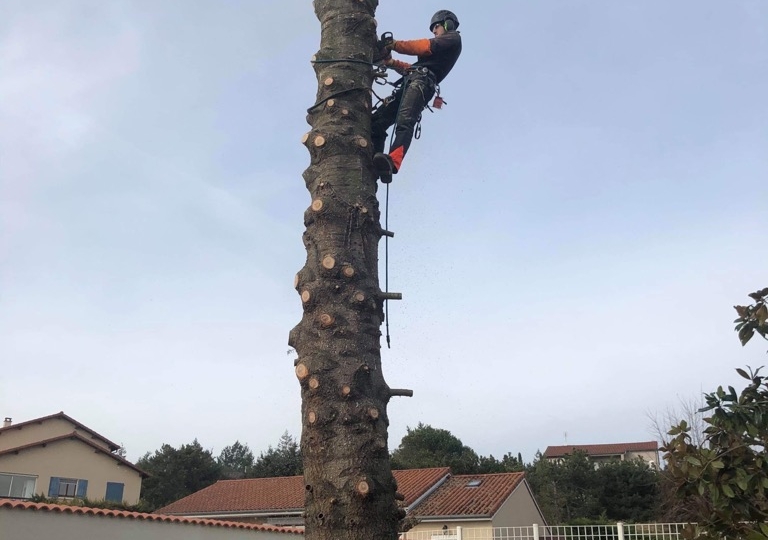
[[543, 441, 660, 468], [158, 468, 547, 532], [0, 498, 302, 540], [403, 472, 547, 534], [0, 413, 147, 504], [156, 467, 452, 526], [157, 475, 305, 526]]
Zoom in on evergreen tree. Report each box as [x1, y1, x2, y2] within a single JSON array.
[[218, 440, 255, 478], [477, 452, 526, 473], [596, 459, 659, 522], [526, 451, 660, 524], [250, 432, 303, 478], [288, 0, 402, 538], [391, 423, 479, 474], [137, 439, 221, 511]]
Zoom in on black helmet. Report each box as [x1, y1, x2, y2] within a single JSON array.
[[429, 10, 459, 32]]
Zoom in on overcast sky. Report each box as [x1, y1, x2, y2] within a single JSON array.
[[1, 0, 766, 464]]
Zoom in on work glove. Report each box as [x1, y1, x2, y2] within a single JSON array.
[[373, 31, 395, 62], [378, 32, 394, 50], [372, 46, 392, 64]]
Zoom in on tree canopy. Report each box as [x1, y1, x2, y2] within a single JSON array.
[[477, 452, 526, 474], [391, 423, 524, 475], [218, 440, 255, 478], [526, 451, 659, 524], [134, 433, 302, 510], [249, 431, 302, 478], [129, 426, 663, 523], [137, 439, 221, 511], [662, 287, 768, 539], [391, 423, 480, 474]]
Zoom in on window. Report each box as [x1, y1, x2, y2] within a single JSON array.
[[59, 478, 78, 497], [105, 482, 125, 502], [48, 477, 88, 498], [0, 473, 37, 498]]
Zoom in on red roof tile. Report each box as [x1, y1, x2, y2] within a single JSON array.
[[0, 431, 148, 477], [411, 472, 526, 519], [157, 467, 451, 516], [0, 498, 302, 534], [543, 441, 659, 458], [393, 467, 451, 507], [0, 412, 121, 451], [157, 476, 306, 515]]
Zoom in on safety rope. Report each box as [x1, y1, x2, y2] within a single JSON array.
[[384, 181, 391, 349], [307, 87, 370, 113], [381, 70, 435, 348], [381, 66, 411, 350], [310, 58, 376, 67], [308, 57, 404, 348]]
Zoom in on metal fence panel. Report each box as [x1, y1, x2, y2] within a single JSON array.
[[540, 525, 620, 540], [623, 523, 685, 540], [402, 524, 686, 540]]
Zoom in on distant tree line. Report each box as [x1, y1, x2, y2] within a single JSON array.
[[133, 422, 660, 523], [526, 450, 659, 523], [136, 431, 303, 511], [391, 423, 660, 524]]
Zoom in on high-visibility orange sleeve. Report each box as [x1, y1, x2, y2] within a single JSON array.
[[386, 58, 412, 74], [393, 39, 432, 56]]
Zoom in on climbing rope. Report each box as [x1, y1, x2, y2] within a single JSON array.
[[307, 57, 412, 349], [381, 71, 436, 348], [381, 70, 411, 350], [384, 181, 391, 349], [310, 58, 376, 67]]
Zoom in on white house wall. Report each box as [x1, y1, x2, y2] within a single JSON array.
[[491, 482, 546, 527], [626, 450, 659, 467]]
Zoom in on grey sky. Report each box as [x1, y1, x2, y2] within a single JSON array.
[[1, 0, 766, 463]]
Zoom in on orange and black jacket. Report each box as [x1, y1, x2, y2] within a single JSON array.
[[388, 30, 462, 84]]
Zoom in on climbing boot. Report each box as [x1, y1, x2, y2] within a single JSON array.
[[373, 152, 396, 184]]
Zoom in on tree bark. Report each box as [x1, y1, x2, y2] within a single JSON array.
[[288, 1, 401, 539]]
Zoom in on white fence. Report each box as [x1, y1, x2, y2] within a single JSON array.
[[402, 523, 688, 540]]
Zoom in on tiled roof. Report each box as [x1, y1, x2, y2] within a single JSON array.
[[411, 472, 525, 519], [157, 476, 306, 515], [157, 467, 451, 516], [393, 467, 450, 507], [0, 499, 302, 534], [543, 441, 659, 458], [0, 431, 148, 477], [0, 412, 121, 451]]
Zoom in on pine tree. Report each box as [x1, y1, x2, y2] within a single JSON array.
[[288, 0, 402, 538]]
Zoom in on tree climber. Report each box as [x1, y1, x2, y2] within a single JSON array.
[[372, 10, 462, 183]]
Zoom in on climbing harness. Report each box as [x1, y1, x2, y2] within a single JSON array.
[[307, 57, 446, 349]]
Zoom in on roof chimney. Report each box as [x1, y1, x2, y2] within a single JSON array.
[[3, 418, 11, 428]]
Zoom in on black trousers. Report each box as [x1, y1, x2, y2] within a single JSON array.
[[371, 71, 436, 170]]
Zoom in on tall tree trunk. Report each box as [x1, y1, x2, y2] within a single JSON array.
[[288, 1, 401, 538]]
